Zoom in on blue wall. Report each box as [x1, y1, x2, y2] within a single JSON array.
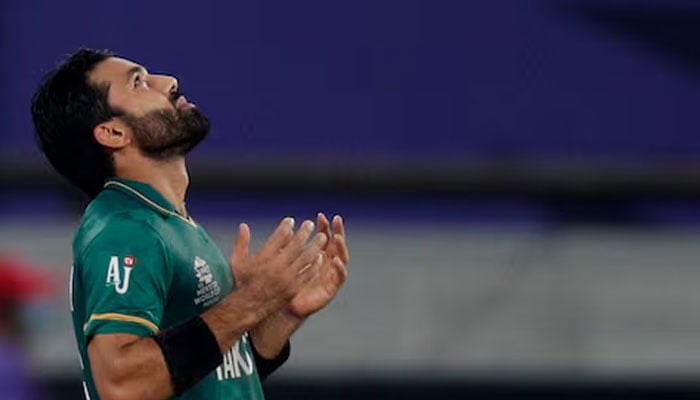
[[3, 0, 700, 161]]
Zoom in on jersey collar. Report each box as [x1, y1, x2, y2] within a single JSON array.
[[103, 177, 197, 227]]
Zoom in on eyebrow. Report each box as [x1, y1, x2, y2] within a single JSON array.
[[126, 65, 148, 82]]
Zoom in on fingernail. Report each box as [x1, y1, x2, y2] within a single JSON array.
[[303, 220, 314, 230], [318, 233, 328, 244], [286, 217, 295, 227]]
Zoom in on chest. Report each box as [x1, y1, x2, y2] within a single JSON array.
[[158, 221, 234, 327]]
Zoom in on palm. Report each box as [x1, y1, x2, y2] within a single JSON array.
[[288, 254, 341, 316], [288, 213, 349, 319]]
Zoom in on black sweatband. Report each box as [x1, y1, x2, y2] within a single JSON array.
[[152, 316, 221, 396], [251, 340, 291, 380]]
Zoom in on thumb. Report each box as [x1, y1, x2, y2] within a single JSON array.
[[231, 223, 251, 267]]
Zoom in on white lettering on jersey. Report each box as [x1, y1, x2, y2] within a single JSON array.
[[193, 257, 221, 307], [232, 339, 254, 376], [106, 255, 136, 294], [106, 257, 120, 286], [215, 333, 255, 380]]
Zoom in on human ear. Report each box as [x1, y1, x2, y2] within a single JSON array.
[[93, 120, 131, 149]]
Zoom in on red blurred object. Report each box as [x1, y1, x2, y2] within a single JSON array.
[[0, 254, 55, 304]]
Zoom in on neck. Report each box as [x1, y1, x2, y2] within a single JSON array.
[[116, 156, 190, 215]]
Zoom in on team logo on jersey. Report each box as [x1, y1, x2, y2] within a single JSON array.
[[193, 256, 221, 307], [106, 255, 137, 294]]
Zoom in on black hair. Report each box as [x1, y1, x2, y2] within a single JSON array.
[[31, 48, 121, 198]]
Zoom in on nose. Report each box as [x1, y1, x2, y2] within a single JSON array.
[[151, 74, 178, 95], [167, 76, 178, 94]]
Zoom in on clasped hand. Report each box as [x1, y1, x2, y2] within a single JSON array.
[[230, 213, 349, 319]]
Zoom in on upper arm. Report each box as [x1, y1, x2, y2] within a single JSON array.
[[88, 333, 171, 400], [79, 218, 172, 339], [78, 220, 174, 399], [88, 333, 142, 380]]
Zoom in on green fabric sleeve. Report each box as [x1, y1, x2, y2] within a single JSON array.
[[79, 217, 171, 338]]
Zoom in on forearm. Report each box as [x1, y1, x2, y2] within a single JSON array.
[[250, 310, 303, 358], [90, 287, 284, 400], [201, 283, 282, 351], [248, 310, 303, 379]]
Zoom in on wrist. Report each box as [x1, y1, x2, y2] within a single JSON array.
[[280, 308, 306, 328], [152, 316, 222, 396], [202, 287, 279, 352], [252, 340, 291, 380], [236, 281, 289, 319], [250, 310, 304, 360]]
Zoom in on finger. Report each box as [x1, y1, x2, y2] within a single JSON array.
[[283, 220, 316, 259], [292, 231, 328, 271], [317, 213, 332, 248], [298, 252, 323, 276], [332, 214, 346, 237], [333, 233, 350, 264], [230, 223, 250, 266], [259, 217, 295, 256], [329, 255, 348, 287], [298, 253, 323, 287]]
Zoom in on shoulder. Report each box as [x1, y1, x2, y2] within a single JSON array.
[[73, 191, 167, 261]]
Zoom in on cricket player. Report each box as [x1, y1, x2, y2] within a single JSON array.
[[30, 49, 349, 400]]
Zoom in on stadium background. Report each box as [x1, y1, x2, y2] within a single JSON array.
[[3, 0, 700, 398]]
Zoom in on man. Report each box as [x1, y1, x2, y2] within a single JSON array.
[[30, 49, 349, 400]]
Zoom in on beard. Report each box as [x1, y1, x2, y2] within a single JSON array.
[[120, 101, 210, 160]]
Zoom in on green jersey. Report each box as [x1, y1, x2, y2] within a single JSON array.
[[70, 177, 264, 400]]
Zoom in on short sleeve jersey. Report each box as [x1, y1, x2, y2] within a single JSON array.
[[70, 177, 264, 400]]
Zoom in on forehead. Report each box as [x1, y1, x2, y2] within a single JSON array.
[[88, 57, 143, 85]]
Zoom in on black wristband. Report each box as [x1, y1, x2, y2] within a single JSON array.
[[152, 316, 221, 396], [251, 340, 291, 380]]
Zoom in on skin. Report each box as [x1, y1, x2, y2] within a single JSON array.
[[85, 57, 350, 400]]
